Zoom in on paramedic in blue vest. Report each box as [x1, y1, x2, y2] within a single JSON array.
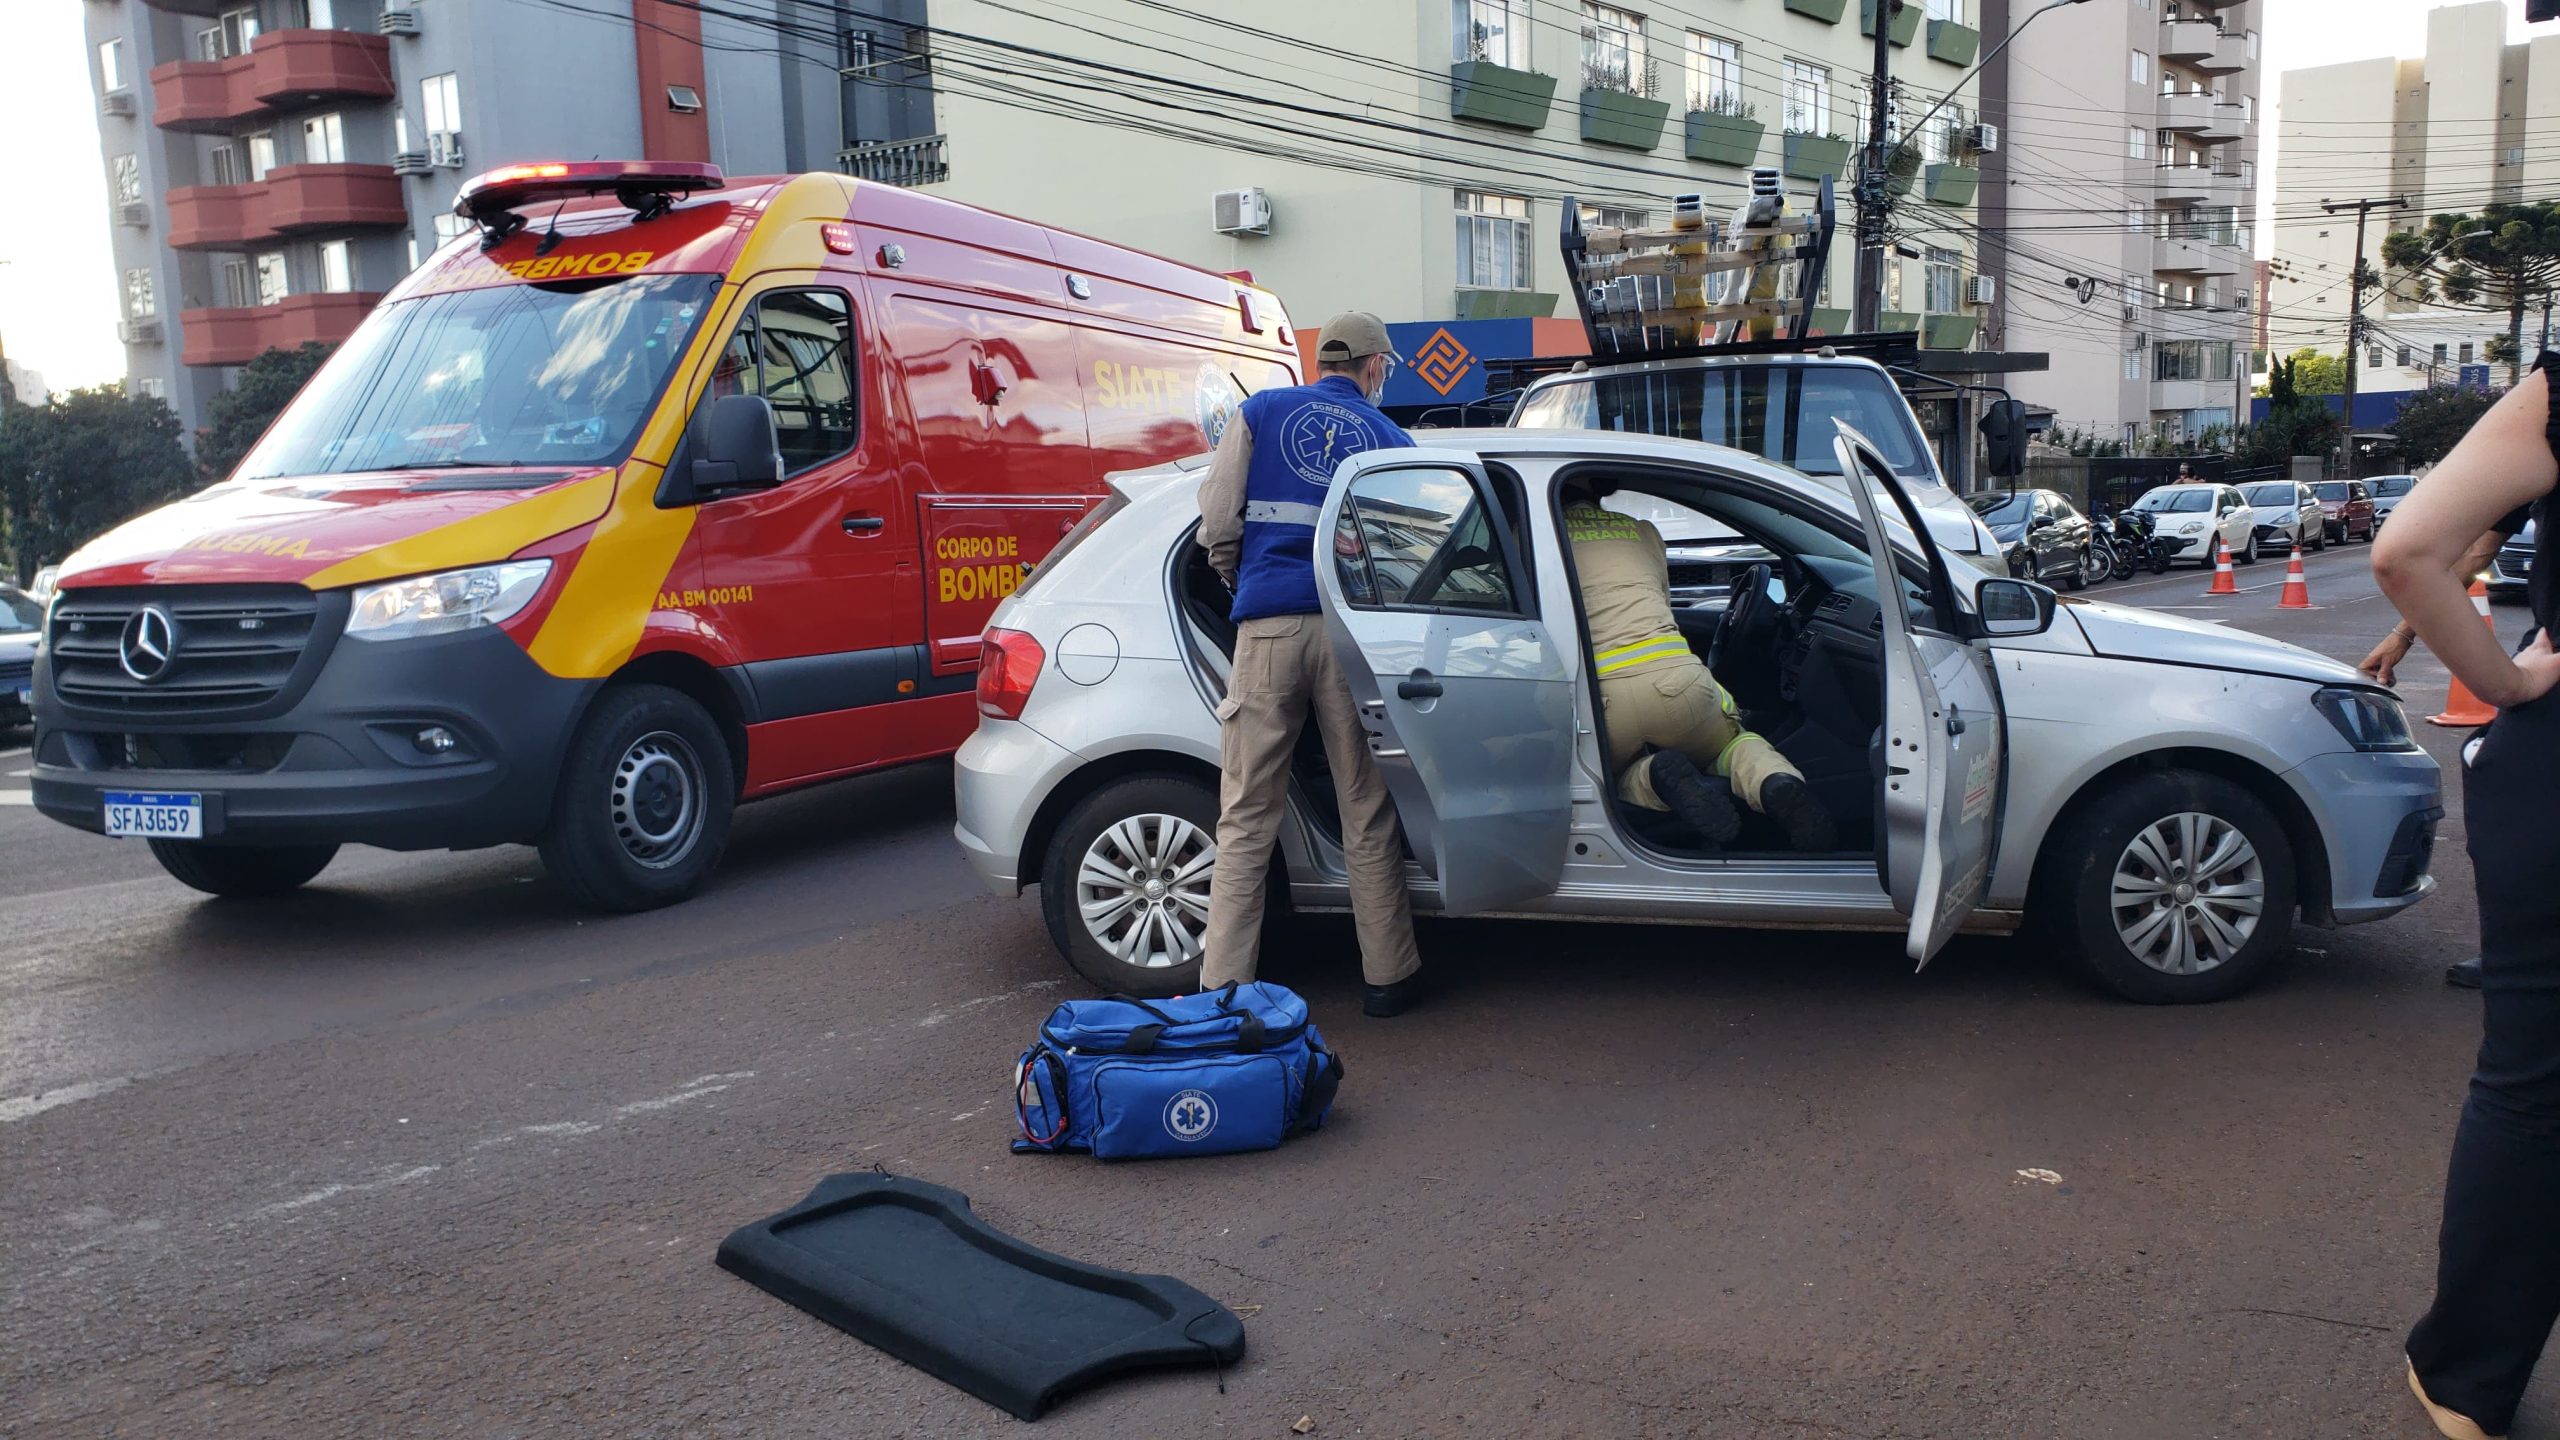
[[1195, 312, 1425, 1018]]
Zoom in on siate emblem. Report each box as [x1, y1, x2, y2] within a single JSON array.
[[1164, 1088, 1219, 1142]]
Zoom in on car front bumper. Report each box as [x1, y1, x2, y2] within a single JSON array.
[[2288, 747, 2443, 926], [2489, 547, 2533, 594]]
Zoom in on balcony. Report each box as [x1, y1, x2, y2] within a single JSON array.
[[840, 134, 950, 187], [2152, 163, 2214, 203], [2196, 103, 2246, 143], [2201, 30, 2250, 74], [2159, 20, 2219, 65], [138, 0, 227, 13], [165, 164, 406, 250], [2159, 90, 2214, 133], [2154, 235, 2211, 274], [2150, 377, 2229, 413], [150, 29, 394, 132], [180, 291, 381, 368]]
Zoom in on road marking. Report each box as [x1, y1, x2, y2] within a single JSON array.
[[251, 1165, 443, 1219], [0, 793, 29, 806], [0, 1076, 134, 1124]]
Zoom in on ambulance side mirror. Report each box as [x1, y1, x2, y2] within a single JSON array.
[[1980, 398, 2029, 479], [666, 394, 784, 505]]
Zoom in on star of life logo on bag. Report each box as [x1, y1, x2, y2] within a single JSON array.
[[1164, 1088, 1219, 1142]]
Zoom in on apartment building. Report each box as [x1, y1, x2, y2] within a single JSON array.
[[2269, 1, 2560, 400], [893, 0, 1997, 419], [1978, 0, 2262, 446], [79, 0, 841, 436]]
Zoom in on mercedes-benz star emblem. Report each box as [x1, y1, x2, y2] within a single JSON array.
[[119, 605, 178, 682]]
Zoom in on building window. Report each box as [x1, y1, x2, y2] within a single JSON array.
[[2127, 125, 2148, 161], [319, 239, 353, 294], [432, 213, 471, 247], [2239, 159, 2254, 190], [1456, 189, 1533, 290], [2246, 29, 2259, 58], [255, 252, 289, 307], [2460, 342, 2475, 364], [124, 268, 155, 319], [2367, 345, 2384, 368], [111, 154, 141, 205], [1453, 0, 1528, 69], [1927, 0, 1962, 20], [198, 7, 261, 60], [2130, 51, 2148, 86], [221, 256, 254, 306], [667, 84, 703, 113], [1686, 32, 1739, 114], [406, 233, 419, 272], [99, 38, 127, 93], [303, 113, 345, 165], [303, 0, 336, 27], [394, 110, 410, 156], [2125, 351, 2143, 381], [246, 132, 276, 181], [135, 376, 166, 400], [1782, 59, 1831, 135], [421, 72, 463, 147], [2240, 95, 2255, 124], [1923, 247, 1961, 313], [2434, 343, 2449, 365], [2397, 345, 2414, 367], [1580, 3, 1645, 94]]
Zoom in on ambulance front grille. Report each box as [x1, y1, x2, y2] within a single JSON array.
[[48, 586, 326, 715]]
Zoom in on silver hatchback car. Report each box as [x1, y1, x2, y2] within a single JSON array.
[[954, 428, 2440, 1004]]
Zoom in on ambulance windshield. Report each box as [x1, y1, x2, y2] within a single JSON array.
[[1510, 363, 1932, 480], [234, 272, 721, 480]]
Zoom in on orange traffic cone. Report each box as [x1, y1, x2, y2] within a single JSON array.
[[2206, 537, 2238, 595], [2427, 578, 2500, 728], [2277, 541, 2313, 610]]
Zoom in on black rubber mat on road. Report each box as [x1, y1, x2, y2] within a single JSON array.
[[716, 1172, 1246, 1421]]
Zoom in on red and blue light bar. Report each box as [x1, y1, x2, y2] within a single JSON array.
[[454, 160, 726, 223]]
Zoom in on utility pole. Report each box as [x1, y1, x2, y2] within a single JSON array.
[[2322, 195, 2405, 480], [1850, 1, 1899, 332]]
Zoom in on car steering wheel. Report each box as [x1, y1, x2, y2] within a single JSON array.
[[1710, 563, 1776, 675]]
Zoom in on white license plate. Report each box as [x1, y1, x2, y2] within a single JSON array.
[[103, 791, 203, 839]]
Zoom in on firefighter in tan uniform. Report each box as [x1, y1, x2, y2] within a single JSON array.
[[1566, 496, 1837, 851], [1194, 313, 1426, 1018]]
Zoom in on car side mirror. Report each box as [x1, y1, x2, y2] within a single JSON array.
[[660, 394, 785, 507], [1979, 398, 2029, 478], [1976, 577, 2056, 638]]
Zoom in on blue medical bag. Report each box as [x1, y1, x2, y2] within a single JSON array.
[[1012, 982, 1342, 1160]]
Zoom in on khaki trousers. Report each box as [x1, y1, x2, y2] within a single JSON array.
[[1601, 659, 1799, 812], [1199, 614, 1422, 988]]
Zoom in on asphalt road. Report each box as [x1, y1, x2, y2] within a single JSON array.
[[0, 539, 2538, 1439]]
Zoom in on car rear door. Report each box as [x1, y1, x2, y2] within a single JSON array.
[[1313, 448, 1575, 915], [1831, 425, 2007, 966]]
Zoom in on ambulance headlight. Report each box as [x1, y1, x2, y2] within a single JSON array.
[[346, 561, 551, 641]]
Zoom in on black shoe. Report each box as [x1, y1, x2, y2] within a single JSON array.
[[1759, 773, 1838, 852], [1645, 750, 1742, 847], [2447, 956, 2484, 989], [1363, 974, 1425, 1018]]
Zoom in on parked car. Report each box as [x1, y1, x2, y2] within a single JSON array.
[[2490, 518, 2538, 602], [1965, 489, 2095, 588], [0, 585, 39, 731], [2368, 474, 2418, 529], [2240, 480, 2325, 553], [2312, 479, 2378, 542], [2130, 483, 2262, 565], [954, 428, 2440, 1006]]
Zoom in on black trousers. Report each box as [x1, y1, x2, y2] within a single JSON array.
[[2409, 689, 2560, 1435]]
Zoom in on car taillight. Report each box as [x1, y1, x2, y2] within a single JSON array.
[[977, 628, 1045, 720]]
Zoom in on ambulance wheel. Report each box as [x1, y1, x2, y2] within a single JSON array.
[[148, 840, 339, 898], [2033, 770, 2296, 1005], [540, 684, 735, 912], [1041, 774, 1220, 998]]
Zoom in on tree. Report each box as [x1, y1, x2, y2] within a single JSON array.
[[195, 341, 334, 483], [2234, 355, 2343, 470], [2391, 383, 2505, 467], [2381, 201, 2560, 385], [0, 384, 199, 584], [2283, 346, 2346, 395]]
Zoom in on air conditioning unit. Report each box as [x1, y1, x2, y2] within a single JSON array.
[[427, 130, 465, 167], [117, 201, 149, 228], [117, 319, 162, 346], [2131, 331, 2149, 351], [99, 91, 134, 117], [2121, 302, 2140, 323], [1964, 275, 1997, 306], [392, 150, 432, 176], [379, 8, 421, 34], [1211, 187, 1272, 237], [1964, 122, 1999, 154]]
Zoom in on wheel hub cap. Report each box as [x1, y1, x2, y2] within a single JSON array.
[[1077, 813, 1215, 970], [2108, 811, 2266, 976], [611, 730, 704, 869]]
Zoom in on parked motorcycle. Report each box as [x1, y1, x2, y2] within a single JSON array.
[[2098, 506, 2173, 576]]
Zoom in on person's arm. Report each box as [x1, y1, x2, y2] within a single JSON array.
[[2361, 527, 2511, 686], [2373, 371, 2560, 707], [1196, 421, 1253, 587]]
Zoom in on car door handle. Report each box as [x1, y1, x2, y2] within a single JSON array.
[[1946, 705, 1967, 737], [842, 514, 884, 535], [1396, 676, 1443, 701]]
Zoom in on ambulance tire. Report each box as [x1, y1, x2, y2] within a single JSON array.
[[148, 840, 340, 898], [1041, 773, 1223, 999], [540, 684, 735, 912]]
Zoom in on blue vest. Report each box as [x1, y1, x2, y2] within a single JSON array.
[[1230, 374, 1413, 622]]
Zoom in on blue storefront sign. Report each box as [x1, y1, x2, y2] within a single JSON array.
[[1375, 319, 1538, 412]]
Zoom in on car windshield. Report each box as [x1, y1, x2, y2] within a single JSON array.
[[1966, 492, 2033, 525], [2371, 476, 2417, 497], [2244, 483, 2298, 506], [2312, 482, 2351, 501], [233, 272, 722, 481], [0, 590, 39, 634], [1511, 363, 1932, 479], [2133, 487, 2212, 513]]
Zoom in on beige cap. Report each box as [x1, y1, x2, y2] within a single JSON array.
[[1315, 311, 1401, 364]]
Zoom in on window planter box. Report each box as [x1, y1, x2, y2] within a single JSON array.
[[1455, 289, 1558, 321], [1861, 0, 1922, 45], [1887, 160, 1918, 198], [1450, 61, 1557, 130], [1811, 306, 1853, 334], [1783, 132, 1854, 181], [1927, 19, 1980, 66], [1879, 310, 1921, 333], [1924, 162, 1979, 206], [1580, 86, 1672, 150], [1924, 314, 1979, 349], [1784, 0, 1849, 23], [1684, 110, 1764, 167]]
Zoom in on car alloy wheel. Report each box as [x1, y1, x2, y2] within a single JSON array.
[[2107, 811, 2266, 976], [1076, 812, 1216, 969], [611, 729, 706, 869]]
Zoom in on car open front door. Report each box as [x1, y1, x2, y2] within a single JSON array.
[[1313, 449, 1575, 915], [1830, 425, 2008, 967]]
